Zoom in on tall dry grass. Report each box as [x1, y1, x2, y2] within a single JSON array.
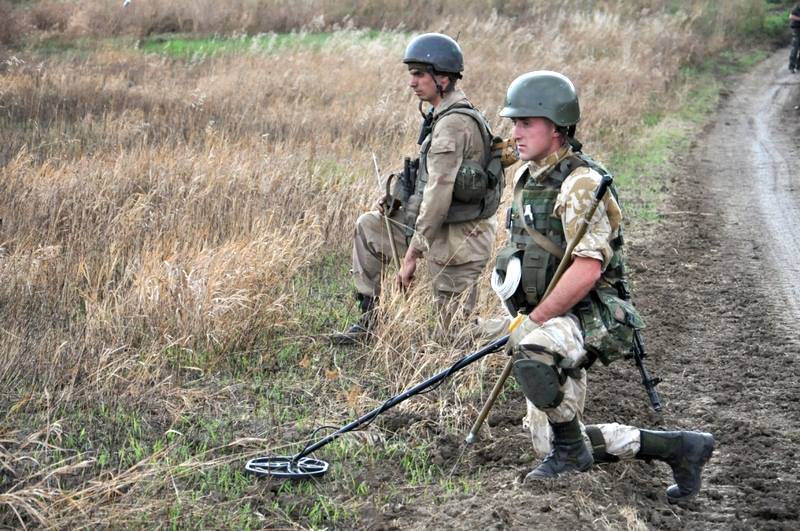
[[1, 0, 768, 48], [0, 1, 765, 527]]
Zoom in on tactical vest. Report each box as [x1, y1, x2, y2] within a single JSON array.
[[403, 104, 503, 233], [496, 152, 644, 365]]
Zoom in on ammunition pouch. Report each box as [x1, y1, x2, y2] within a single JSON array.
[[575, 287, 645, 365], [520, 241, 555, 307], [452, 160, 489, 203]]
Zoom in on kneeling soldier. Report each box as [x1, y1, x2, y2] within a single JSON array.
[[332, 33, 503, 344], [496, 71, 714, 503]]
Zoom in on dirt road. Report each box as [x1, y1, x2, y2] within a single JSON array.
[[376, 48, 800, 529]]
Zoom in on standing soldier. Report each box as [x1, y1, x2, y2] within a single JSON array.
[[331, 33, 503, 345], [789, 3, 800, 73], [495, 71, 715, 503]]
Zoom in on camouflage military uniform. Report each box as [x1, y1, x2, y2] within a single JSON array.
[[509, 146, 648, 455], [352, 88, 496, 323], [496, 70, 714, 500]]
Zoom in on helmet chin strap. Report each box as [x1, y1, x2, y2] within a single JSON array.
[[567, 135, 583, 152], [417, 67, 445, 121], [426, 65, 445, 97], [559, 125, 582, 152]]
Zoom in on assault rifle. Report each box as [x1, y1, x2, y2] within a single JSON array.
[[399, 157, 417, 203], [615, 280, 663, 412]]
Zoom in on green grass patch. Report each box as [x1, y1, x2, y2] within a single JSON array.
[[606, 46, 770, 222], [763, 2, 797, 40], [138, 30, 388, 58]]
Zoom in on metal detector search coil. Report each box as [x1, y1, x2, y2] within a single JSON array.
[[245, 456, 329, 478]]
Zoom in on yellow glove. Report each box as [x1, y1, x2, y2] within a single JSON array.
[[508, 315, 541, 349]]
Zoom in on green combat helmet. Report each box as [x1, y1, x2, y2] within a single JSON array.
[[499, 71, 580, 125], [403, 33, 464, 75]]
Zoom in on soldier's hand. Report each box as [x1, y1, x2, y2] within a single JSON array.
[[397, 258, 416, 289], [373, 194, 388, 213], [374, 194, 399, 216], [508, 315, 542, 350], [398, 247, 422, 289]]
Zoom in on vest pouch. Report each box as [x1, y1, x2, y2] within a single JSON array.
[[452, 160, 488, 204], [577, 288, 645, 365], [520, 242, 550, 306], [495, 245, 519, 276]]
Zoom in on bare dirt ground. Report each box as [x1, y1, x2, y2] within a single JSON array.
[[348, 48, 800, 530]]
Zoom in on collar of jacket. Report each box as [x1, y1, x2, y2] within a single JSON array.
[[528, 145, 572, 180], [432, 88, 470, 119]]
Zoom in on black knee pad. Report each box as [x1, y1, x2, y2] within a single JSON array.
[[512, 358, 564, 409]]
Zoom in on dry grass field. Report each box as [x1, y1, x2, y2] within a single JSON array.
[[0, 0, 783, 528]]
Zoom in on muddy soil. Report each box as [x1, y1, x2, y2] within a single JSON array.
[[360, 49, 800, 530]]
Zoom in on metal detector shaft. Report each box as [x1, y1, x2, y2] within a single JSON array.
[[292, 334, 509, 461], [464, 174, 613, 444]]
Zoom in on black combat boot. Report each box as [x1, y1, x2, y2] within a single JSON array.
[[330, 294, 376, 345], [637, 430, 715, 503], [524, 416, 593, 481]]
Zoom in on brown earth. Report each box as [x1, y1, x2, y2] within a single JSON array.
[[341, 48, 800, 530]]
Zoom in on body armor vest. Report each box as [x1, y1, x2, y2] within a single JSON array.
[[496, 151, 644, 365], [499, 152, 626, 313], [403, 104, 503, 234]]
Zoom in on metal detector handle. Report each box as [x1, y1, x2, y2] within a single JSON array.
[[464, 174, 614, 444]]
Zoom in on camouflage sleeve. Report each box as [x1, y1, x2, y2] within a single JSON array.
[[409, 114, 471, 253], [554, 167, 621, 270]]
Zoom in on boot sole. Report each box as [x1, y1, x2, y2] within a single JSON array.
[[524, 461, 592, 482]]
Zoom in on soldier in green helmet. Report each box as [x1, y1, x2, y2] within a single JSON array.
[[331, 33, 503, 345], [495, 71, 715, 503]]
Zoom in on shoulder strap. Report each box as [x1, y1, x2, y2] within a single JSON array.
[[435, 105, 494, 166]]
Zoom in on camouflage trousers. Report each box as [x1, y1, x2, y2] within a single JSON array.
[[352, 210, 487, 330], [513, 313, 640, 459], [525, 405, 641, 460], [791, 29, 800, 70]]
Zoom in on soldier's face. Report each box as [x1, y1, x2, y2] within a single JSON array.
[[512, 117, 559, 162], [408, 68, 444, 103]]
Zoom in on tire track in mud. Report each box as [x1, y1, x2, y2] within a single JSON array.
[[635, 48, 800, 527]]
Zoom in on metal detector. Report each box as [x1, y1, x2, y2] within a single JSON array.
[[245, 333, 510, 479]]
